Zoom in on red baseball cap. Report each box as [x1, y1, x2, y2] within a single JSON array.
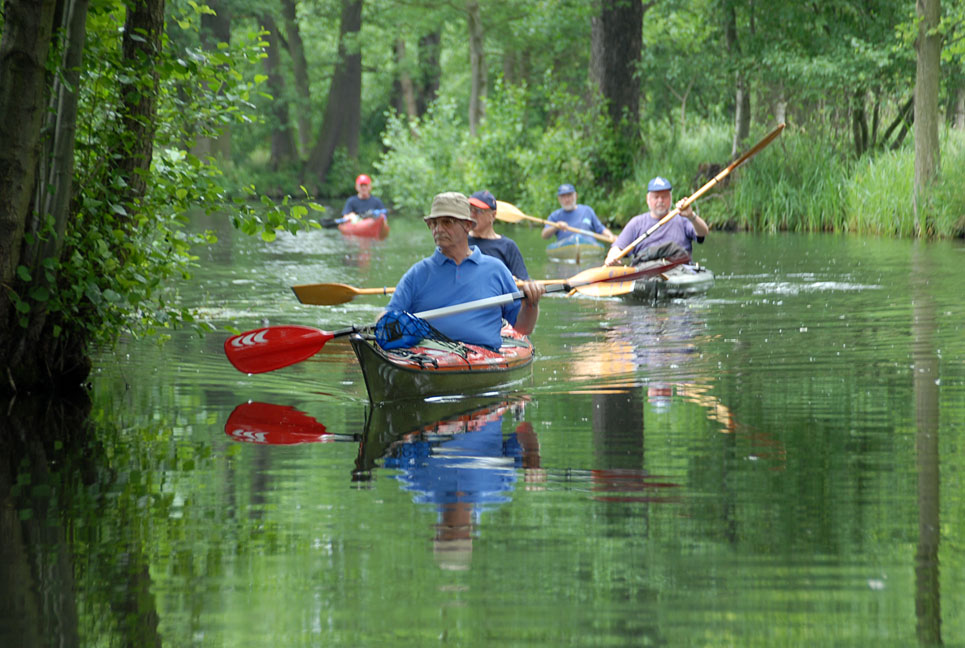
[[356, 174, 372, 185]]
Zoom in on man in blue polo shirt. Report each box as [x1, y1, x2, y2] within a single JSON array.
[[606, 176, 709, 265], [384, 192, 544, 350], [541, 183, 615, 243]]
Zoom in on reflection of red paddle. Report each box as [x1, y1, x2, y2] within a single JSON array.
[[225, 401, 334, 445]]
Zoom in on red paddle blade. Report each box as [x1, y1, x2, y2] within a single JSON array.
[[225, 402, 331, 445], [224, 325, 333, 374]]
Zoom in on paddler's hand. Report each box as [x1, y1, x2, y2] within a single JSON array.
[[604, 246, 622, 266], [519, 279, 545, 305], [540, 223, 560, 240], [676, 200, 695, 220]]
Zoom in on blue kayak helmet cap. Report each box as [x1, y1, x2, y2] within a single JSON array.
[[468, 190, 497, 211], [647, 176, 672, 192], [557, 183, 576, 196]]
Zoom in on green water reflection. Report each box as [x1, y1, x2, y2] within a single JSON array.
[[2, 215, 964, 647]]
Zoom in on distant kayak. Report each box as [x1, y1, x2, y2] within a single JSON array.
[[546, 233, 605, 263], [338, 212, 389, 239]]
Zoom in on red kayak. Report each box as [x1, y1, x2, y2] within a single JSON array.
[[338, 213, 389, 240]]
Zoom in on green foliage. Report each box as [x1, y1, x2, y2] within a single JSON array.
[[375, 99, 469, 215], [376, 79, 639, 223], [726, 129, 850, 233], [461, 81, 536, 202], [162, 0, 962, 240], [609, 122, 732, 224], [11, 1, 319, 347], [844, 148, 915, 236], [846, 128, 965, 237]]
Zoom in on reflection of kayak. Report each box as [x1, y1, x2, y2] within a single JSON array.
[[623, 264, 715, 301], [338, 212, 389, 239], [354, 396, 518, 476], [546, 234, 605, 262], [349, 325, 534, 404]]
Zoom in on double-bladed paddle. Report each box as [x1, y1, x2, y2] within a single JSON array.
[[225, 259, 685, 375], [292, 277, 568, 306], [495, 200, 614, 244]]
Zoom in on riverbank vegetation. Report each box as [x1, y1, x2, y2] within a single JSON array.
[[1, 0, 962, 393], [207, 0, 965, 239]]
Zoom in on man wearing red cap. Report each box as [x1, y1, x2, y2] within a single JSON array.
[[341, 174, 386, 219], [467, 190, 530, 280]]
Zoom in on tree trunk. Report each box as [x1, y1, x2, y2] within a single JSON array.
[[732, 74, 751, 157], [467, 1, 486, 136], [116, 0, 165, 207], [882, 95, 914, 148], [724, 0, 750, 157], [196, 0, 232, 159], [393, 38, 418, 120], [913, 0, 941, 236], [303, 0, 362, 190], [15, 0, 90, 382], [0, 0, 58, 322], [852, 90, 868, 157], [280, 0, 312, 156], [261, 12, 297, 171], [589, 0, 646, 129], [417, 31, 441, 116]]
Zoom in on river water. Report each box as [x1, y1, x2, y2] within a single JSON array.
[[3, 213, 964, 647]]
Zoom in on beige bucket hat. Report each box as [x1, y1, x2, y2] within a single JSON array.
[[424, 192, 475, 223]]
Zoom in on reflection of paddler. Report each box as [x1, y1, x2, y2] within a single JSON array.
[[358, 397, 539, 570]]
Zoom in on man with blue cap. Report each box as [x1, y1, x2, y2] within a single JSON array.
[[541, 183, 615, 243], [605, 176, 708, 265]]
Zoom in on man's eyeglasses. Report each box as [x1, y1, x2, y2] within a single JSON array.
[[426, 217, 465, 228]]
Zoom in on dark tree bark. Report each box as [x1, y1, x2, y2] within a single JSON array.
[[417, 30, 441, 116], [852, 90, 868, 157], [589, 0, 647, 130], [393, 38, 419, 119], [261, 12, 298, 170], [467, 1, 486, 136], [280, 0, 312, 156], [303, 0, 362, 189], [15, 0, 91, 385], [882, 95, 914, 149], [0, 0, 58, 323], [1, 0, 165, 394], [913, 0, 941, 235], [116, 0, 166, 206], [724, 0, 751, 157]]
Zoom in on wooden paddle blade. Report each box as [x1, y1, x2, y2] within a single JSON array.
[[225, 402, 332, 445], [568, 257, 689, 297], [224, 325, 333, 374], [495, 200, 526, 223], [292, 283, 359, 305], [573, 280, 639, 297], [566, 264, 647, 286]]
